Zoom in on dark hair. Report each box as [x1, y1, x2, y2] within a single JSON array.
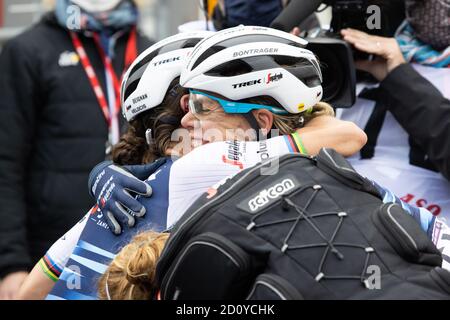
[[112, 78, 187, 165]]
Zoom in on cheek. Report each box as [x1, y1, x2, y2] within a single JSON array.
[[216, 114, 243, 129], [197, 114, 238, 142], [238, 116, 252, 130], [201, 114, 229, 130]]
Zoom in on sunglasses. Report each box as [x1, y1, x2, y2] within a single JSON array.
[[188, 90, 289, 116]]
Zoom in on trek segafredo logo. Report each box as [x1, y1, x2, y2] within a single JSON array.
[[232, 72, 283, 89], [248, 179, 295, 212]]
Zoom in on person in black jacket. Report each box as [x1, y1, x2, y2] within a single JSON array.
[[340, 25, 450, 179], [0, 0, 152, 299], [335, 0, 450, 255]]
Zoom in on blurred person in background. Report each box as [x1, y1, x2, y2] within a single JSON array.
[[0, 0, 152, 299], [336, 0, 450, 245], [178, 0, 318, 33]]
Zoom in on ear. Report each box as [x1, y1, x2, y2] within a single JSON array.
[[180, 94, 190, 113], [252, 109, 274, 134]]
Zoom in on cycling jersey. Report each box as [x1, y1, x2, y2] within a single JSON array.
[[43, 135, 443, 299], [38, 213, 89, 282], [44, 135, 302, 299]]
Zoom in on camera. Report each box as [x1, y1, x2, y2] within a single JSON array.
[[325, 0, 405, 58], [271, 0, 405, 108]]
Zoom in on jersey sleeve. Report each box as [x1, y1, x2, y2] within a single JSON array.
[[166, 135, 301, 228], [38, 209, 92, 282], [371, 180, 436, 237]]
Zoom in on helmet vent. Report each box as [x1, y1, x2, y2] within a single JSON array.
[[204, 55, 321, 88], [192, 34, 304, 71], [123, 79, 139, 103], [128, 38, 203, 79], [205, 59, 253, 77]]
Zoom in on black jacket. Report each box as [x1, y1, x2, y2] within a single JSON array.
[[0, 13, 152, 278], [379, 63, 450, 180]]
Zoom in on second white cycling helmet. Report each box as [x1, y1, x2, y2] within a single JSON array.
[[180, 26, 323, 114], [121, 31, 214, 122]]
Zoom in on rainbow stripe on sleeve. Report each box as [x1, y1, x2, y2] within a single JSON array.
[[284, 132, 308, 155], [38, 255, 63, 282]]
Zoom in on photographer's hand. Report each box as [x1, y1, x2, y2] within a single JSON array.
[[341, 28, 406, 81]]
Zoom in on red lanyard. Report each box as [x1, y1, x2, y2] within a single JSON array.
[[70, 28, 137, 126]]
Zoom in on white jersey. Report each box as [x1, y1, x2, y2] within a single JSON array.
[[166, 136, 296, 228], [336, 64, 450, 223]]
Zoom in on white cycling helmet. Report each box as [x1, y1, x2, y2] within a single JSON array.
[[121, 31, 214, 122], [181, 25, 323, 114]]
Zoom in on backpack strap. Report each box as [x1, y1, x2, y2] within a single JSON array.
[[316, 148, 380, 198]]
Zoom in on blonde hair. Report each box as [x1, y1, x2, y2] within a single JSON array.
[[244, 95, 335, 135], [272, 101, 335, 135], [98, 231, 169, 300]]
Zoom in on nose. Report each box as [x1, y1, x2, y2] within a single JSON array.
[[181, 111, 196, 129]]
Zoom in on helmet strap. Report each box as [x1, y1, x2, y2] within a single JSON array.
[[243, 112, 268, 141]]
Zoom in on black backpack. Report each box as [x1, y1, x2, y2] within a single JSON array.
[[155, 149, 450, 300]]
